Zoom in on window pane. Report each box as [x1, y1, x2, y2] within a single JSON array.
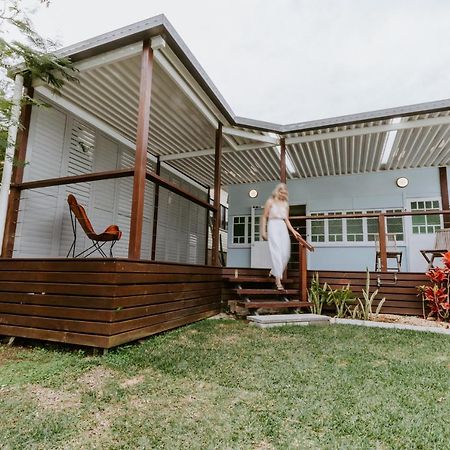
[[311, 213, 325, 242], [347, 212, 363, 241]]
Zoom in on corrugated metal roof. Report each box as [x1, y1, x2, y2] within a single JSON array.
[[31, 15, 450, 187]]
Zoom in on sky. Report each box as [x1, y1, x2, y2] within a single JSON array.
[[24, 0, 450, 125]]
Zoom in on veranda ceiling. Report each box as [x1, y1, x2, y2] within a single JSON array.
[[31, 15, 450, 188]]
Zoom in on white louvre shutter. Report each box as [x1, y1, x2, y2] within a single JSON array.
[[14, 105, 67, 257], [114, 148, 154, 258], [155, 168, 207, 264], [90, 134, 119, 234], [58, 119, 95, 256]]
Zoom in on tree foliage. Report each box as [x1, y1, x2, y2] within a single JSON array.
[[0, 0, 77, 176]]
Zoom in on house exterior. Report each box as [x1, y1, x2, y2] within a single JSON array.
[[0, 14, 448, 347], [227, 166, 448, 273]]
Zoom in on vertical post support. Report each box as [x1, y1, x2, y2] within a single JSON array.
[[378, 213, 387, 272], [299, 242, 308, 301], [211, 124, 222, 266], [1, 80, 31, 258], [128, 40, 153, 259], [205, 187, 211, 265], [439, 167, 450, 228], [150, 156, 160, 260], [280, 137, 286, 184]]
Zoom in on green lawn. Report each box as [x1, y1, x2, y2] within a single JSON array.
[[1, 320, 449, 449]]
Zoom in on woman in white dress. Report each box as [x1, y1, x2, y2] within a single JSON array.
[[261, 184, 301, 291]]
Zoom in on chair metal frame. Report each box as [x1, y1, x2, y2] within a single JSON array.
[[66, 194, 121, 258]]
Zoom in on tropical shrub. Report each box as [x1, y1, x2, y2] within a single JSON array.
[[418, 253, 450, 322]]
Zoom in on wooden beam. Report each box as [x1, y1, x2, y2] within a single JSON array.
[[129, 40, 154, 259], [2, 86, 33, 258], [151, 157, 161, 261], [280, 137, 287, 183], [211, 124, 223, 266], [378, 214, 387, 272], [13, 168, 134, 191], [439, 167, 450, 228]]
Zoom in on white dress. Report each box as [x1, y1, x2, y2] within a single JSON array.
[[267, 201, 290, 278]]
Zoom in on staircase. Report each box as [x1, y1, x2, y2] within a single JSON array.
[[225, 272, 311, 315]]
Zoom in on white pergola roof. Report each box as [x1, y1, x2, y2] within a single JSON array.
[[31, 15, 450, 187]]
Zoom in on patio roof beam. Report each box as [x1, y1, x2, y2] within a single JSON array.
[[159, 141, 276, 162], [222, 127, 279, 145], [153, 43, 239, 152], [285, 115, 450, 145], [74, 42, 143, 72], [153, 42, 217, 128]]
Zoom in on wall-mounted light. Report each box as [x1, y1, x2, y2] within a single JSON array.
[[249, 189, 258, 198], [396, 177, 409, 188]]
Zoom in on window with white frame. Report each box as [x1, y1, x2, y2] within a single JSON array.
[[346, 211, 363, 242], [411, 200, 441, 234], [309, 209, 405, 244], [232, 216, 251, 244], [328, 212, 343, 242], [311, 213, 325, 242]]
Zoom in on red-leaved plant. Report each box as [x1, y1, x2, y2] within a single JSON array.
[[418, 252, 450, 322]]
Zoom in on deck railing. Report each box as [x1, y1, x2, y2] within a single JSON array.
[[292, 209, 450, 299], [3, 168, 215, 261]]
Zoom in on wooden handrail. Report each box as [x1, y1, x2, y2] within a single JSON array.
[[12, 168, 135, 190]]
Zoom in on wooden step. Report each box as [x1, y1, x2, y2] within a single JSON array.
[[225, 277, 295, 284], [233, 288, 298, 295], [236, 301, 311, 309]]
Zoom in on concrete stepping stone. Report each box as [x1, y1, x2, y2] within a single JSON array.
[[248, 313, 330, 328]]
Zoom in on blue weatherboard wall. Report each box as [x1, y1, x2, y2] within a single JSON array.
[[226, 166, 446, 270]]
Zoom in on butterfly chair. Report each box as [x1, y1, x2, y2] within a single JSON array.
[[66, 194, 122, 258]]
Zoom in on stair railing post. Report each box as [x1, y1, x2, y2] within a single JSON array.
[[378, 213, 387, 272], [299, 241, 308, 301]]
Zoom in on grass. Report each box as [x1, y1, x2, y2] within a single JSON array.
[[0, 320, 449, 449]]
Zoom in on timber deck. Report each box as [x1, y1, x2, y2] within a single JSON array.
[[0, 261, 429, 348]]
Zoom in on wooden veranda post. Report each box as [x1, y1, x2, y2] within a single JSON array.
[[1, 85, 33, 258], [378, 213, 387, 271], [129, 40, 154, 259], [439, 167, 450, 228], [211, 124, 223, 266], [280, 137, 286, 184]]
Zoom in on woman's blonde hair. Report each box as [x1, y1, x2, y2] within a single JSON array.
[[271, 183, 289, 201]]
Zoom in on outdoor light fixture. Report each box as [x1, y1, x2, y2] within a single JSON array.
[[396, 177, 409, 188], [249, 189, 258, 198]]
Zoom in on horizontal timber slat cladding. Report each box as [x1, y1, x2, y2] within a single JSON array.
[[0, 259, 222, 348], [0, 287, 222, 310], [310, 270, 427, 316], [0, 260, 430, 348]]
